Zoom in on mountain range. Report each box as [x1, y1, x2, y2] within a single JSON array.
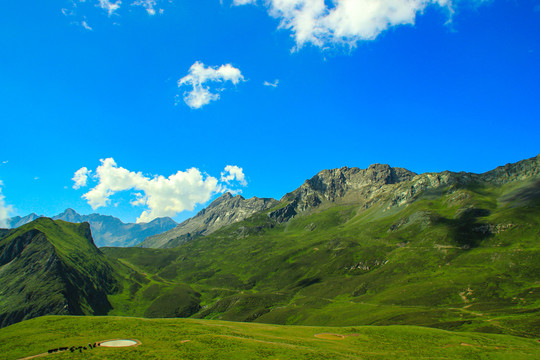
[[0, 154, 538, 342], [6, 209, 177, 247]]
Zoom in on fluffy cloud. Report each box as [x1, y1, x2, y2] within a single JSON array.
[[72, 167, 91, 189], [98, 0, 122, 16], [75, 158, 247, 223], [0, 181, 13, 228], [234, 0, 451, 48], [221, 165, 247, 186], [177, 61, 245, 109]]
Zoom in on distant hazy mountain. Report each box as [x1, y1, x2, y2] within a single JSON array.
[[7, 213, 40, 228], [140, 192, 279, 248], [6, 209, 177, 247]]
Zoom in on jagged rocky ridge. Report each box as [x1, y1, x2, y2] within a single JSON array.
[[268, 155, 540, 223], [140, 193, 279, 248]]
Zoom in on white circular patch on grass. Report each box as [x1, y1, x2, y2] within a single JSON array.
[[100, 340, 138, 347]]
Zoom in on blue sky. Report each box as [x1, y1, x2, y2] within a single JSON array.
[[0, 0, 539, 224]]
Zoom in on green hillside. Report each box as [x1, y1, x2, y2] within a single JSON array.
[[0, 218, 120, 327], [0, 315, 538, 360], [103, 176, 540, 338]]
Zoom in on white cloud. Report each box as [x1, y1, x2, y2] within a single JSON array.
[[221, 165, 247, 186], [177, 61, 245, 109], [233, 0, 257, 4], [234, 0, 451, 49], [0, 181, 13, 228], [62, 0, 167, 29], [61, 8, 74, 16], [98, 0, 122, 16], [263, 79, 279, 87], [72, 167, 92, 189], [1, 160, 7, 165], [182, 86, 220, 109], [33, 177, 39, 181], [81, 20, 93, 30], [132, 0, 157, 15], [77, 158, 247, 223]]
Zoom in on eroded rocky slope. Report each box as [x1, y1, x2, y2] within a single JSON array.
[[140, 193, 279, 248]]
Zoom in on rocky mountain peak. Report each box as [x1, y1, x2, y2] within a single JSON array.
[[270, 164, 417, 222], [205, 192, 244, 209], [57, 208, 80, 221], [6, 213, 41, 229], [298, 164, 416, 202], [140, 193, 279, 248]]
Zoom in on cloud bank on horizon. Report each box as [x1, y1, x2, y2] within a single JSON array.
[[177, 61, 245, 109], [0, 181, 13, 227], [73, 158, 247, 223], [233, 0, 452, 48]]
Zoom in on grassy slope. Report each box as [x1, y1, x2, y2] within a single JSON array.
[[103, 179, 540, 338], [0, 315, 538, 360], [0, 219, 120, 326]]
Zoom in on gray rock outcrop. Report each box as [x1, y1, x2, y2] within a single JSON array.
[[140, 193, 279, 248]]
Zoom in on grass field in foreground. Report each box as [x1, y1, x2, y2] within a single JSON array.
[[0, 316, 538, 360]]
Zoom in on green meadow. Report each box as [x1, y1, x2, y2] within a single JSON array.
[[0, 316, 538, 360]]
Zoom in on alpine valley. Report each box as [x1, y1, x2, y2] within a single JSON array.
[[1, 155, 539, 359]]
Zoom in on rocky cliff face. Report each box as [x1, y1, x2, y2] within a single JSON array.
[[269, 164, 416, 222], [269, 155, 540, 222], [140, 193, 279, 248]]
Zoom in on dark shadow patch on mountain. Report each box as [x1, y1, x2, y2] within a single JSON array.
[[499, 179, 540, 207], [436, 208, 493, 249]]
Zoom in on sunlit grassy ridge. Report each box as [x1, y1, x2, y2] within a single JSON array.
[[103, 178, 540, 338], [0, 219, 119, 327], [0, 315, 538, 360]]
